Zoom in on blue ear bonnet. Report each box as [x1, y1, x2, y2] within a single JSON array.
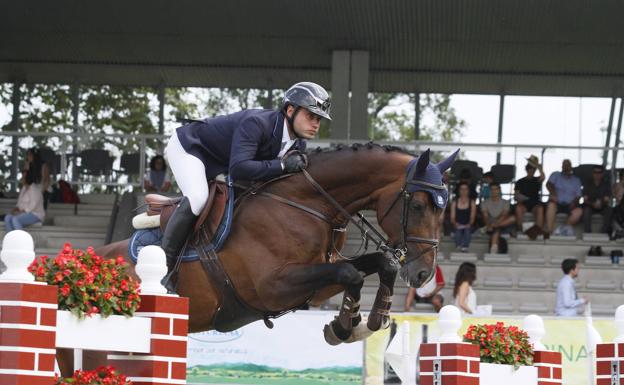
[[406, 159, 448, 208], [405, 149, 459, 209]]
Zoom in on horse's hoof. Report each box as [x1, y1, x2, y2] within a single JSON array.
[[323, 323, 344, 346], [345, 322, 375, 343]]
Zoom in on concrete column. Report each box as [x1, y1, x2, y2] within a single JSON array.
[[330, 50, 350, 141], [349, 51, 370, 141]]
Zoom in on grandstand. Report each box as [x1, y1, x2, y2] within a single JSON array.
[[329, 209, 624, 317]]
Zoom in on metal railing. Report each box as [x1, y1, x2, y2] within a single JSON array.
[[0, 131, 621, 192]]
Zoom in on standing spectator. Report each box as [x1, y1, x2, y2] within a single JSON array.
[[613, 169, 624, 206], [453, 262, 477, 314], [514, 155, 545, 233], [582, 165, 612, 234], [404, 265, 445, 313], [4, 148, 46, 231], [546, 159, 582, 236], [481, 183, 516, 253], [555, 258, 587, 316], [479, 172, 494, 201], [450, 182, 476, 252], [144, 155, 172, 193]]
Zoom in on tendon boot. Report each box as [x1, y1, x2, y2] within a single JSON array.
[[161, 197, 197, 293]]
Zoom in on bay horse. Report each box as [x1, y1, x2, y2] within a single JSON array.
[[57, 144, 457, 374]]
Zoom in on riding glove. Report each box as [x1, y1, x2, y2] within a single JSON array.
[[281, 152, 308, 173]]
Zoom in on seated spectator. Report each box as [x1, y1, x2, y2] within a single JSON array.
[[555, 258, 587, 316], [479, 172, 494, 201], [144, 155, 172, 193], [514, 155, 545, 234], [453, 262, 477, 314], [546, 159, 582, 236], [582, 165, 612, 234], [481, 183, 516, 253], [450, 182, 476, 252], [613, 169, 624, 206], [4, 148, 46, 231], [404, 265, 445, 313], [454, 169, 478, 200]]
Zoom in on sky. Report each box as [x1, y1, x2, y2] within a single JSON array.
[[1, 92, 622, 183]]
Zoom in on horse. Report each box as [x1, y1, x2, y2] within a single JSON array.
[[56, 143, 457, 375]]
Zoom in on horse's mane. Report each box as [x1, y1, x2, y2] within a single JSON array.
[[307, 142, 416, 159]]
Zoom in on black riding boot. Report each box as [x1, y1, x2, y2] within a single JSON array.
[[161, 197, 197, 291]]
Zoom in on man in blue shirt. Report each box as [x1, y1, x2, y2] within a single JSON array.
[[545, 159, 582, 236], [555, 258, 587, 316]]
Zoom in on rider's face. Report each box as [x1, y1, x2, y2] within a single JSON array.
[[288, 106, 321, 139]]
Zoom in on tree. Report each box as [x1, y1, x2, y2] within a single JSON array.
[[368, 92, 466, 142]]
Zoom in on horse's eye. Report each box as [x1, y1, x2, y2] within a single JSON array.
[[411, 202, 424, 211]]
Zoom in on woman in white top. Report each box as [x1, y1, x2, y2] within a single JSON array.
[[4, 148, 46, 231], [453, 262, 477, 314]]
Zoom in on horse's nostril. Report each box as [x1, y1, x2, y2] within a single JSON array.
[[418, 270, 430, 282]]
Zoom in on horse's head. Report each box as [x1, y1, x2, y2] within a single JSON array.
[[377, 148, 459, 288]]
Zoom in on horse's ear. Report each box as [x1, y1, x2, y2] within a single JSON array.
[[415, 148, 431, 173], [437, 149, 460, 173]]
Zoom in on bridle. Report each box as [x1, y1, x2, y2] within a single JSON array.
[[376, 180, 443, 266], [300, 169, 442, 267]]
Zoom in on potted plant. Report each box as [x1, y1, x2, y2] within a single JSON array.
[[463, 322, 537, 385], [29, 243, 151, 352], [55, 366, 131, 385]]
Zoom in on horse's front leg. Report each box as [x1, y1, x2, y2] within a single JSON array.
[[366, 251, 399, 331], [257, 263, 364, 345], [341, 251, 398, 343]]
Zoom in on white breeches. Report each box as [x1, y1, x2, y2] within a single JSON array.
[[164, 133, 209, 216]]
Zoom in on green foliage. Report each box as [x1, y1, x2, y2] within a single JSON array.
[[368, 92, 466, 142]]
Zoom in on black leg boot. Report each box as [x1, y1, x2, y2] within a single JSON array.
[[160, 197, 197, 293]]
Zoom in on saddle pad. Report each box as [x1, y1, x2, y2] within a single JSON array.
[[128, 228, 200, 263], [128, 176, 235, 263]]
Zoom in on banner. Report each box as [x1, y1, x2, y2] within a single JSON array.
[[187, 311, 363, 385], [364, 313, 618, 385]]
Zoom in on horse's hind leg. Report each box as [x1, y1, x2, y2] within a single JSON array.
[[260, 262, 363, 345]]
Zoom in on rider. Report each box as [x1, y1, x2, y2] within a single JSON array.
[[162, 82, 332, 275]]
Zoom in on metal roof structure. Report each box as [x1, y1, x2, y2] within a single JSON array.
[[2, 0, 624, 96]]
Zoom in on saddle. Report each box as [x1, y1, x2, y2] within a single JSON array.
[[143, 180, 229, 241]]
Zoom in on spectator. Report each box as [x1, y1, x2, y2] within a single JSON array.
[[144, 155, 172, 193], [546, 159, 582, 236], [582, 165, 612, 234], [613, 169, 624, 206], [481, 182, 516, 253], [404, 265, 445, 313], [453, 262, 477, 314], [515, 155, 545, 233], [555, 258, 587, 316], [454, 169, 478, 200], [450, 182, 476, 252], [479, 172, 494, 201], [4, 148, 46, 231]]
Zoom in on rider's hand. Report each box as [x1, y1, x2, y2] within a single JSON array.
[[281, 151, 308, 173]]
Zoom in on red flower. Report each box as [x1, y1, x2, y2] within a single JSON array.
[[29, 243, 141, 319]]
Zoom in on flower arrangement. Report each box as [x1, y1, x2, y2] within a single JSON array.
[[28, 243, 141, 318], [463, 322, 534, 368], [55, 366, 131, 385]]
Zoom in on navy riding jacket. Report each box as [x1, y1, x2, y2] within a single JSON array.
[[175, 109, 306, 181]]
